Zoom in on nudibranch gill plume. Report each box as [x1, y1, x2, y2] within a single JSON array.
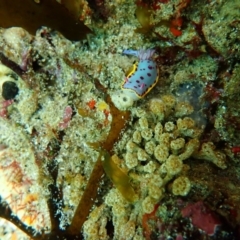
[[111, 49, 159, 109]]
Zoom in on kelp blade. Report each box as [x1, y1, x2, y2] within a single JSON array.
[[0, 0, 91, 41], [102, 153, 137, 203]]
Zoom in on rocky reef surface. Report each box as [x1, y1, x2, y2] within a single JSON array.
[[0, 0, 240, 239]]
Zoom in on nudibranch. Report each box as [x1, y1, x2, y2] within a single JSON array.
[[111, 49, 159, 109]]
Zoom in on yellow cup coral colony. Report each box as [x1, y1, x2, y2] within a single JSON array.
[[0, 0, 239, 238], [83, 94, 227, 239], [0, 27, 228, 239]]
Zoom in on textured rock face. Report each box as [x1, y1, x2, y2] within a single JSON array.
[[0, 1, 239, 239]]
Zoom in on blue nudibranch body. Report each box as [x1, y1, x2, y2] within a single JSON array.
[[122, 49, 159, 98], [111, 49, 159, 110]]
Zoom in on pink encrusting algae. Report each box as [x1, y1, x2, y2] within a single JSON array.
[[181, 201, 222, 236]]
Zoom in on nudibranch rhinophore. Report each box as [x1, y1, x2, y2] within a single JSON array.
[[111, 49, 159, 110]]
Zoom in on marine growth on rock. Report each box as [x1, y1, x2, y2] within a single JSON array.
[[0, 1, 240, 240]]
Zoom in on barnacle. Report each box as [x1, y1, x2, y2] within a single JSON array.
[[0, 64, 19, 100], [2, 81, 18, 100]]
